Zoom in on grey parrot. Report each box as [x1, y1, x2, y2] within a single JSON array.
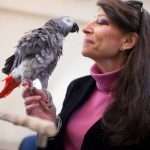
[[0, 16, 79, 98]]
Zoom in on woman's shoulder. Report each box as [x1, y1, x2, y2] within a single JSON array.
[[69, 75, 94, 86], [69, 75, 94, 87], [65, 75, 95, 95]]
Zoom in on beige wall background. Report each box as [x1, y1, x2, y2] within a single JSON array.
[[0, 0, 149, 149], [0, 0, 97, 149]]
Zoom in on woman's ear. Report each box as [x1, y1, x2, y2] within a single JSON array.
[[120, 32, 139, 51]]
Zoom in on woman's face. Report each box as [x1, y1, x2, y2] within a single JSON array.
[[82, 9, 127, 63]]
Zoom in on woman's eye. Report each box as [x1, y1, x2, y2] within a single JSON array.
[[96, 18, 109, 25]]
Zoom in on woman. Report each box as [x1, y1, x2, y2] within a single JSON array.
[[22, 0, 150, 149]]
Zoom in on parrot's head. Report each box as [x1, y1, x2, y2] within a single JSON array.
[[45, 16, 79, 36]]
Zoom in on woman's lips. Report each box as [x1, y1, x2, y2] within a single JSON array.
[[83, 38, 95, 45]]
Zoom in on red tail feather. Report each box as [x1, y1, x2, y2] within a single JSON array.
[[0, 75, 20, 98]]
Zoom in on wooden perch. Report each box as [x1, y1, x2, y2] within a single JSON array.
[[0, 111, 58, 137]]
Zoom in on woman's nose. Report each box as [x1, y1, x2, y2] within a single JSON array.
[[82, 21, 94, 34]]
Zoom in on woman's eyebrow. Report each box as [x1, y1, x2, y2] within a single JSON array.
[[96, 14, 108, 18]]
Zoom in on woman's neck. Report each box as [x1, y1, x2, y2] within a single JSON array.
[[95, 54, 127, 73], [95, 62, 123, 73]]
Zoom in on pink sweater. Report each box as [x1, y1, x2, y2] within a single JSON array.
[[64, 64, 120, 150]]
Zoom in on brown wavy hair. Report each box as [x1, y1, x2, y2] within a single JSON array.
[[97, 0, 150, 146]]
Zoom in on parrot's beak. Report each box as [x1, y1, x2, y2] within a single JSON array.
[[71, 23, 79, 33]]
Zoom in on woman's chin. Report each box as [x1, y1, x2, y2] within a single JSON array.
[[81, 50, 90, 57]]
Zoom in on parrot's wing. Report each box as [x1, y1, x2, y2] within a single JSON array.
[[17, 28, 52, 59], [2, 28, 58, 75]]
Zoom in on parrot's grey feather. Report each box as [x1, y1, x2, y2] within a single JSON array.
[[3, 29, 62, 78], [38, 72, 49, 89], [12, 52, 23, 71], [2, 16, 79, 89]]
